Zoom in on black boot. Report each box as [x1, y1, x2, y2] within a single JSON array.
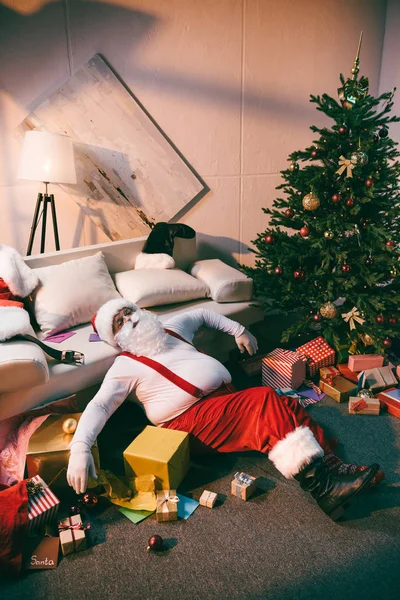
[[294, 458, 380, 520]]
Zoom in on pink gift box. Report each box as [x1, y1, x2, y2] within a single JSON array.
[[348, 354, 384, 372], [262, 348, 306, 390]]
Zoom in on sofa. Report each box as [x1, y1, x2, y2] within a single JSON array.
[[0, 233, 263, 421]]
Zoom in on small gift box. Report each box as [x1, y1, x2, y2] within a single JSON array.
[[199, 490, 218, 508], [319, 366, 340, 382], [261, 348, 306, 390], [377, 388, 400, 419], [124, 426, 190, 490], [25, 525, 59, 570], [297, 336, 335, 377], [58, 514, 88, 556], [27, 475, 60, 533], [349, 396, 380, 415], [359, 366, 398, 392], [319, 376, 357, 403], [348, 354, 384, 372], [337, 363, 359, 383], [231, 472, 257, 501], [156, 490, 179, 522]]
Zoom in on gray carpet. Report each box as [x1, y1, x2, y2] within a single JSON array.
[[2, 367, 400, 600]]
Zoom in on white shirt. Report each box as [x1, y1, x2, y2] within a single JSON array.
[[71, 309, 245, 449]]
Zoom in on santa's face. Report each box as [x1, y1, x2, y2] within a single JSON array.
[[114, 308, 168, 357]]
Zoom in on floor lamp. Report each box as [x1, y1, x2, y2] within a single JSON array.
[[18, 131, 77, 256]]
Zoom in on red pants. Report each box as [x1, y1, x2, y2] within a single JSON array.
[[162, 386, 333, 456]]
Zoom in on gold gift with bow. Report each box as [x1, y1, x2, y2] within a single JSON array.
[[341, 307, 365, 331], [156, 490, 179, 522]]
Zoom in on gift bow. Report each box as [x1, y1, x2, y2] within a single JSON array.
[[320, 368, 339, 386], [352, 399, 368, 413], [58, 521, 91, 532], [336, 155, 355, 178], [341, 307, 365, 331], [156, 493, 179, 507]]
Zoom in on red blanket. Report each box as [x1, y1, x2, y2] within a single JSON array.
[[0, 480, 28, 578]]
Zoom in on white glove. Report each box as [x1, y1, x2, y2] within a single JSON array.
[[67, 442, 97, 494], [235, 329, 258, 356]]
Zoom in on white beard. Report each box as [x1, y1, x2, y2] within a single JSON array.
[[114, 309, 168, 357]]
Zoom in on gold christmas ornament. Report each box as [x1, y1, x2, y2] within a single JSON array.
[[357, 388, 375, 399], [362, 333, 374, 346], [288, 161, 299, 172], [337, 32, 369, 109], [324, 230, 334, 239], [62, 417, 78, 434], [389, 266, 398, 277], [302, 192, 320, 211], [319, 302, 338, 319]]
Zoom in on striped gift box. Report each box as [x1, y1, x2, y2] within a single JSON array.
[[262, 348, 306, 390], [297, 336, 335, 377], [27, 475, 60, 533]]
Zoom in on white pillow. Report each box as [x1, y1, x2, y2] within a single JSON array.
[[114, 268, 209, 308], [190, 259, 253, 303], [32, 252, 121, 335]]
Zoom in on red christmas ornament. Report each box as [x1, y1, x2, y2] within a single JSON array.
[[265, 234, 275, 244], [338, 125, 348, 135], [313, 313, 322, 322], [147, 535, 164, 551], [293, 270, 305, 280], [376, 315, 385, 324], [331, 194, 341, 203], [311, 149, 318, 158], [365, 257, 373, 265], [383, 338, 392, 348], [81, 492, 98, 507], [346, 198, 355, 207], [285, 208, 294, 218], [341, 264, 351, 273], [365, 179, 373, 187], [362, 219, 369, 228], [388, 317, 397, 325], [300, 226, 309, 237], [69, 505, 81, 516], [386, 240, 396, 247], [274, 266, 283, 275]]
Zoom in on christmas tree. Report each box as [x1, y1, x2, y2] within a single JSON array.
[[244, 34, 400, 358]]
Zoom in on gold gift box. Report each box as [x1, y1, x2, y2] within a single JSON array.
[[231, 473, 257, 501], [349, 396, 380, 415], [27, 413, 100, 491], [319, 376, 357, 403], [123, 426, 190, 490], [58, 515, 87, 556], [156, 490, 179, 522], [199, 490, 218, 508]]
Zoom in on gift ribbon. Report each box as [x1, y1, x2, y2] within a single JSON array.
[[336, 155, 355, 178], [156, 492, 179, 520], [352, 399, 368, 413], [304, 380, 323, 396], [234, 472, 254, 487], [341, 307, 365, 331], [58, 518, 90, 553]]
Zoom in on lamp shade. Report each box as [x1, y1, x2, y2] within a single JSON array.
[[18, 131, 77, 184]]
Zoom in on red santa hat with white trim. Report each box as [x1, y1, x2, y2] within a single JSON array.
[[91, 298, 138, 347]]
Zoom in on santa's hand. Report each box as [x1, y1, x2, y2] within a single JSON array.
[[235, 329, 258, 356], [67, 442, 97, 494]]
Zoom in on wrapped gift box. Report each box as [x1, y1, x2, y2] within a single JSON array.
[[25, 524, 60, 570], [297, 336, 335, 377], [58, 514, 88, 555], [348, 354, 384, 372], [27, 413, 100, 491], [156, 490, 179, 522], [261, 348, 306, 389], [199, 490, 218, 508], [349, 396, 380, 415], [319, 366, 340, 381], [359, 366, 398, 392], [231, 472, 257, 501], [377, 388, 400, 419], [123, 426, 190, 490], [319, 376, 357, 403], [27, 475, 60, 533], [337, 363, 359, 383]]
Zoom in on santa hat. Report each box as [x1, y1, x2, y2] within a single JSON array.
[[92, 298, 138, 347], [135, 222, 195, 270]]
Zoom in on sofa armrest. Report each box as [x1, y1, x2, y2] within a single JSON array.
[[0, 337, 49, 394], [190, 259, 253, 303]]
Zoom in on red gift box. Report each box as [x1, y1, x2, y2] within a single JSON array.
[[377, 388, 400, 419], [337, 363, 359, 383], [297, 336, 335, 377], [262, 348, 306, 389]]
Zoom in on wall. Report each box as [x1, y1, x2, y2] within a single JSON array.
[[0, 0, 388, 264], [379, 0, 400, 145]]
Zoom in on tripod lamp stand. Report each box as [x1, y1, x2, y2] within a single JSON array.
[[18, 131, 77, 255]]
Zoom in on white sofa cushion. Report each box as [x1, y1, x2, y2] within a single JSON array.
[[114, 268, 209, 308], [31, 252, 121, 336], [0, 335, 49, 394], [190, 259, 253, 303]]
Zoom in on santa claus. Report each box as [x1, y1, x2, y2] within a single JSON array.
[[67, 299, 382, 520]]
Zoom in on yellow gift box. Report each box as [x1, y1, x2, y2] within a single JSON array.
[[27, 413, 100, 491], [123, 426, 190, 490]]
